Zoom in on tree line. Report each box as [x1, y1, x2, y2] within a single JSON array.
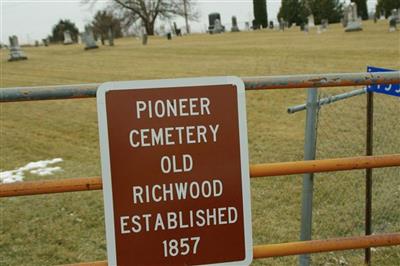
[[49, 0, 400, 42], [277, 0, 399, 27], [49, 11, 123, 44]]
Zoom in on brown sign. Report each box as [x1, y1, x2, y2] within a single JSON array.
[[97, 77, 252, 266]]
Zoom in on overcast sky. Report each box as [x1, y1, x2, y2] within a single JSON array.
[[1, 0, 377, 44]]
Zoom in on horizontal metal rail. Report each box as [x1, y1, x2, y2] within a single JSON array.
[[253, 233, 400, 258], [249, 154, 400, 177], [0, 177, 103, 198], [287, 87, 367, 114], [243, 71, 399, 90], [1, 154, 399, 197], [0, 83, 99, 103], [1, 71, 399, 102], [62, 233, 400, 265]]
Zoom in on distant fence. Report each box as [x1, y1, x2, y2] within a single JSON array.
[[1, 71, 400, 265]]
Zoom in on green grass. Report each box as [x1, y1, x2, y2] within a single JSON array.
[[1, 21, 399, 265]]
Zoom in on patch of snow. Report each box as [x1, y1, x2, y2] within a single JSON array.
[[0, 158, 63, 184], [30, 166, 62, 176], [0, 170, 24, 183], [20, 158, 63, 171]]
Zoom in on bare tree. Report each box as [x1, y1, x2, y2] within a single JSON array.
[[85, 0, 198, 35]]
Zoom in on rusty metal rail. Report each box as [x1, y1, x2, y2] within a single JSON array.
[[62, 233, 400, 265], [1, 71, 399, 102], [1, 154, 399, 197], [0, 177, 103, 197], [253, 233, 400, 258], [250, 154, 400, 177]]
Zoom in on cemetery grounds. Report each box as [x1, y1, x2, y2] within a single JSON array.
[[0, 20, 399, 265]]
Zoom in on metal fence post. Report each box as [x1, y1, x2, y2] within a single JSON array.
[[365, 91, 374, 265], [299, 88, 319, 266]]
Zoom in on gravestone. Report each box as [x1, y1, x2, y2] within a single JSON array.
[[208, 13, 224, 33], [388, 9, 399, 32], [8, 35, 27, 61], [108, 27, 114, 46], [82, 28, 99, 50], [231, 16, 239, 32], [396, 9, 400, 21], [341, 16, 347, 27], [321, 19, 328, 31], [63, 31, 73, 45], [252, 19, 261, 30], [389, 18, 397, 32], [159, 25, 166, 36], [308, 14, 315, 27], [394, 9, 400, 24], [173, 22, 182, 36], [279, 18, 285, 31], [244, 22, 250, 31], [208, 12, 220, 32], [141, 26, 148, 45], [213, 19, 224, 34], [345, 2, 362, 32]]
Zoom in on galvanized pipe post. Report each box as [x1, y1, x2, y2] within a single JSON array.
[[299, 88, 319, 266]]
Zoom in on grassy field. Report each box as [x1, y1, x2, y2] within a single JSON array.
[[1, 20, 399, 265]]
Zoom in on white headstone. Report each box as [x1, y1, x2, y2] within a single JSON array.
[[159, 25, 166, 36], [141, 26, 148, 45], [8, 35, 28, 61], [82, 28, 98, 50], [213, 19, 224, 34], [345, 3, 362, 32], [108, 27, 114, 46], [244, 22, 250, 31], [279, 18, 285, 31], [308, 14, 315, 27], [63, 31, 73, 45], [393, 9, 400, 24], [397, 9, 400, 23], [388, 9, 399, 32], [321, 19, 328, 31]]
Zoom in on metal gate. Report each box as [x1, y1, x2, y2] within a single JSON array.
[[1, 71, 399, 265]]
